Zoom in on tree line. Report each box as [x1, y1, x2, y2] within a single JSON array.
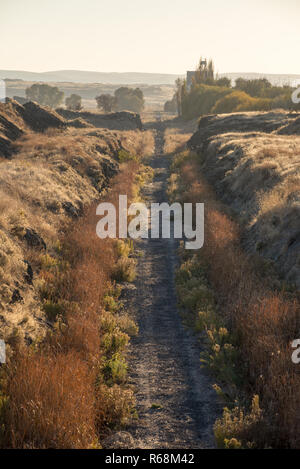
[[23, 83, 145, 113], [95, 87, 144, 113], [165, 57, 300, 118]]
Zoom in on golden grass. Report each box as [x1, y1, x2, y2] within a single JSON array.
[[164, 119, 198, 154], [164, 130, 192, 154]]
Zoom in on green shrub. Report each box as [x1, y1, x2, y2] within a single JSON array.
[[102, 353, 128, 385], [116, 239, 133, 258], [181, 81, 293, 119], [214, 395, 263, 449], [212, 90, 272, 114], [182, 84, 232, 120], [118, 150, 137, 163], [112, 258, 136, 283], [43, 300, 64, 322], [0, 393, 8, 445], [195, 308, 221, 333]]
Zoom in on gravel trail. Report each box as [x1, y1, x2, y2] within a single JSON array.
[[126, 121, 220, 449]]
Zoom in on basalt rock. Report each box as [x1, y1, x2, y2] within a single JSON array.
[[24, 228, 46, 250]]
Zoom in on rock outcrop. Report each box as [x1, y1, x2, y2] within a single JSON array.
[[21, 101, 66, 132], [56, 108, 143, 130], [0, 99, 66, 157]]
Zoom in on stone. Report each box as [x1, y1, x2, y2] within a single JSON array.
[[24, 228, 46, 250]]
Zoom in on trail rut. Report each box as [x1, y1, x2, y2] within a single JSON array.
[[126, 122, 220, 449]]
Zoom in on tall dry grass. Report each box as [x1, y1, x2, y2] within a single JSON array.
[[3, 351, 97, 449]]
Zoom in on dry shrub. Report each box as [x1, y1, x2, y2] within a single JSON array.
[[95, 384, 135, 433]]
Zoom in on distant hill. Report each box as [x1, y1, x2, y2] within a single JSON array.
[[220, 72, 300, 87], [1, 69, 299, 89], [0, 70, 183, 85]]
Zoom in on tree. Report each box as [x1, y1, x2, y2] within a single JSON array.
[[215, 77, 231, 88], [235, 78, 272, 97], [25, 84, 64, 108], [114, 87, 144, 113], [174, 78, 185, 117], [194, 57, 215, 86], [65, 94, 82, 111], [95, 94, 116, 113], [164, 95, 177, 113]]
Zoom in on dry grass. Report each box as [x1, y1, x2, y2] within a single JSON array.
[[201, 132, 300, 288], [164, 119, 198, 154], [164, 130, 193, 154], [0, 120, 153, 341], [3, 350, 97, 449], [172, 151, 300, 448], [1, 161, 141, 448]]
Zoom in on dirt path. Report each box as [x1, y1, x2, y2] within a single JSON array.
[[125, 122, 220, 449]]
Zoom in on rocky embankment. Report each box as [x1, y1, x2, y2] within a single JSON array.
[[0, 99, 143, 158], [56, 108, 143, 131]]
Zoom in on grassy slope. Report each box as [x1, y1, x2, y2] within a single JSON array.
[[0, 100, 153, 343], [188, 111, 300, 289]]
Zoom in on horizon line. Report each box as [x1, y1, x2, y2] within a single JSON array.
[[1, 68, 300, 77]]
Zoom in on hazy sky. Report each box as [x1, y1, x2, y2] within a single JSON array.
[[1, 0, 299, 74]]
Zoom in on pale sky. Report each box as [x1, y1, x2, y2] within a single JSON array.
[[1, 0, 299, 74]]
